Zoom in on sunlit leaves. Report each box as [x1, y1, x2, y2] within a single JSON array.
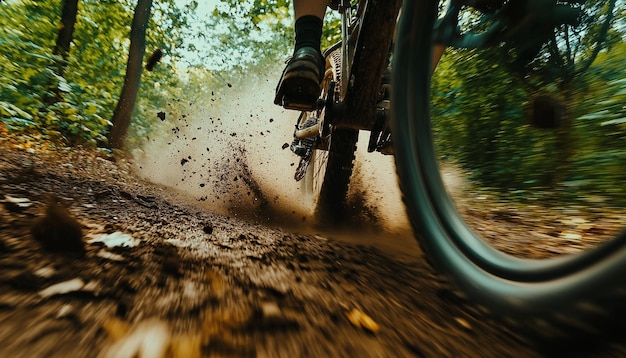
[[580, 44, 626, 136], [1, 0, 193, 146], [198, 0, 292, 71]]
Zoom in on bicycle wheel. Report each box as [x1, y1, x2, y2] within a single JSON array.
[[304, 49, 359, 225], [301, 127, 357, 221], [307, 128, 358, 224], [392, 0, 626, 336]]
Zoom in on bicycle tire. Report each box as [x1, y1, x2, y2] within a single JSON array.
[[305, 49, 359, 225], [391, 0, 626, 338], [311, 127, 358, 224]]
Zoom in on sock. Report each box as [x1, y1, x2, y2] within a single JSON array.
[[294, 15, 323, 52]]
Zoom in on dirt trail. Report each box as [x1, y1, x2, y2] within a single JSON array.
[[4, 129, 626, 357], [0, 139, 514, 357], [2, 73, 626, 356]]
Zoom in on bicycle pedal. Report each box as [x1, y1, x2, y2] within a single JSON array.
[[290, 143, 309, 157], [281, 97, 318, 112]]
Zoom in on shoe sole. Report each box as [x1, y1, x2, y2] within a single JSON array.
[[275, 63, 323, 111]]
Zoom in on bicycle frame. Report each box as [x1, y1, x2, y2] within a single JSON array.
[[339, 0, 401, 131], [293, 0, 400, 142]]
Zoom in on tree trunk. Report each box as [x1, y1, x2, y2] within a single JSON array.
[[53, 0, 79, 77], [46, 0, 79, 104], [108, 0, 153, 149]]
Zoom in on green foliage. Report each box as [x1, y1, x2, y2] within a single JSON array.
[[199, 0, 292, 72], [322, 11, 341, 49], [432, 48, 555, 188], [567, 41, 626, 198], [432, 5, 626, 203], [0, 0, 192, 146], [0, 2, 57, 129], [0, 0, 340, 147]]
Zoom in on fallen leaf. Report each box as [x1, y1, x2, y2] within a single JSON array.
[[3, 195, 33, 211], [261, 302, 281, 318], [560, 217, 587, 226], [4, 195, 32, 207], [201, 308, 251, 345], [89, 232, 138, 248], [346, 308, 380, 333], [455, 317, 472, 330], [97, 250, 126, 262], [56, 304, 74, 319], [102, 318, 130, 341], [38, 278, 85, 298], [34, 266, 56, 278], [100, 319, 170, 358], [560, 232, 582, 240]]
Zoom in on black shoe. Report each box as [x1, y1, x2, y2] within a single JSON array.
[[274, 47, 325, 111]]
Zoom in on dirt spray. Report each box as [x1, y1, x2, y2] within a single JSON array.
[[133, 65, 416, 248]]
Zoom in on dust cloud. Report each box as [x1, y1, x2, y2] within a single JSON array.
[[133, 66, 413, 243]]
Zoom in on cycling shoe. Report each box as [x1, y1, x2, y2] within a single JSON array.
[[274, 47, 325, 111]]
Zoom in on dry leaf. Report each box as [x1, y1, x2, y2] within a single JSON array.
[[455, 317, 472, 330], [38, 278, 85, 298], [560, 232, 582, 240], [100, 319, 170, 358], [89, 232, 138, 248], [346, 308, 380, 333], [4, 195, 32, 208], [261, 302, 281, 318], [102, 318, 130, 341], [97, 250, 126, 262]]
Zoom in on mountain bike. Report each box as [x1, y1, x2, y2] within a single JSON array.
[[284, 0, 402, 224], [284, 0, 626, 337]]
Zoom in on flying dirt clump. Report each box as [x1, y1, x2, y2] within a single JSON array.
[[31, 195, 85, 256]]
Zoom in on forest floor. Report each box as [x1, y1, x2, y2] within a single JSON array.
[[1, 135, 626, 357]]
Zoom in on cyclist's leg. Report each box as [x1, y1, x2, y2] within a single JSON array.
[[294, 0, 326, 19], [274, 0, 328, 111]]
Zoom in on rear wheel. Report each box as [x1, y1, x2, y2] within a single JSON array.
[[303, 49, 359, 225], [392, 0, 626, 337], [311, 128, 358, 224]]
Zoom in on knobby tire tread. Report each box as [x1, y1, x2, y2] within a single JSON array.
[[314, 128, 358, 225]]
